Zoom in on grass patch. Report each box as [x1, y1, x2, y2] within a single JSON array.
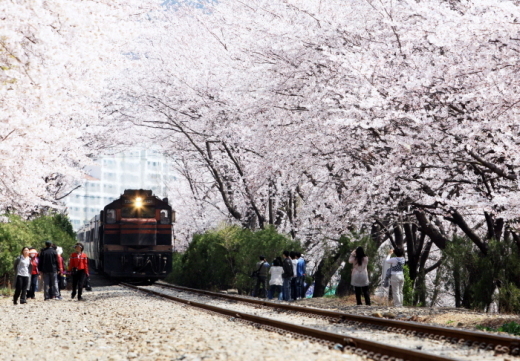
[[0, 287, 13, 297], [476, 321, 520, 336]]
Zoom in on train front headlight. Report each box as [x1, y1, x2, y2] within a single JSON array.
[[135, 197, 143, 208]]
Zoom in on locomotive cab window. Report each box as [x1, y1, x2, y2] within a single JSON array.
[[160, 210, 169, 224], [106, 209, 116, 224]]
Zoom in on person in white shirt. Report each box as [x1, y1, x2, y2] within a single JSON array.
[[385, 248, 406, 307], [13, 247, 32, 305], [268, 258, 284, 300], [348, 247, 371, 306]]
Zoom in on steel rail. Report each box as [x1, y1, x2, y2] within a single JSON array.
[[156, 282, 520, 354], [121, 282, 458, 361]]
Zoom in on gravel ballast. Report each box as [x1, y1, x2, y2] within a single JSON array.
[[1, 285, 363, 361], [146, 285, 507, 361]]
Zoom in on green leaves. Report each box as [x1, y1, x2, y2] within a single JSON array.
[[442, 236, 520, 312], [477, 321, 520, 336], [0, 213, 76, 279], [167, 225, 300, 294]]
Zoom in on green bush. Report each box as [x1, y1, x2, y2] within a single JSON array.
[[0, 287, 13, 297], [403, 265, 415, 306], [477, 321, 520, 336], [497, 282, 520, 314], [167, 228, 234, 290], [0, 216, 34, 279], [166, 224, 301, 294], [0, 213, 76, 283], [500, 322, 520, 335], [442, 236, 520, 312]]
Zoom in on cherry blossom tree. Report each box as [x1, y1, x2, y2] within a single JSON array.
[[103, 0, 520, 305], [1, 0, 158, 214]]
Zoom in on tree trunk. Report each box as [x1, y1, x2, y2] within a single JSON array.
[[447, 209, 488, 255], [335, 267, 351, 298], [454, 265, 462, 308], [429, 262, 443, 307], [414, 210, 448, 250], [394, 224, 404, 249], [312, 251, 345, 298], [413, 268, 427, 306], [404, 222, 417, 281], [412, 239, 435, 305]]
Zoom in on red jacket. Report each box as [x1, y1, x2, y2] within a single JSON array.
[[57, 255, 65, 274], [68, 252, 89, 276], [30, 257, 39, 275]]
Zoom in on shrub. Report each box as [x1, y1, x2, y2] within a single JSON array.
[[497, 282, 520, 314], [0, 287, 13, 297], [442, 236, 520, 312], [403, 265, 415, 306], [167, 225, 301, 294], [0, 213, 76, 290], [500, 321, 520, 336], [477, 321, 520, 336]]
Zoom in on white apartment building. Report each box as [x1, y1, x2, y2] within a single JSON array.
[[65, 150, 175, 230]]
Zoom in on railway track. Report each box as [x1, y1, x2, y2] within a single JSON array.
[[154, 282, 520, 355], [121, 282, 519, 361]]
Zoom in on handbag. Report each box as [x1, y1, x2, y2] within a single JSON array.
[[84, 276, 92, 291], [59, 276, 67, 290]]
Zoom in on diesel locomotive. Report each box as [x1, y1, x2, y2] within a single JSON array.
[[78, 189, 175, 283]]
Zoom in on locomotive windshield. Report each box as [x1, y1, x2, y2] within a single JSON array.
[[160, 210, 169, 224], [106, 209, 116, 224], [121, 206, 155, 218]]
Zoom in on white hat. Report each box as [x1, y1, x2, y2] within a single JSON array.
[[56, 246, 63, 255]]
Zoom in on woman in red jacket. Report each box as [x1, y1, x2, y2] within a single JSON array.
[[26, 249, 40, 299], [68, 243, 89, 301]]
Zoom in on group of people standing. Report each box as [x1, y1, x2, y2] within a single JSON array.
[[252, 250, 306, 301], [348, 246, 406, 308], [13, 241, 90, 305], [252, 247, 406, 307]]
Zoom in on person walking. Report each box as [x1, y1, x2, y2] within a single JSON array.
[[281, 250, 294, 301], [26, 249, 39, 299], [348, 247, 371, 306], [68, 243, 89, 301], [385, 248, 405, 307], [13, 247, 32, 305], [296, 252, 306, 300], [39, 240, 61, 301], [252, 256, 269, 298], [268, 258, 283, 300]]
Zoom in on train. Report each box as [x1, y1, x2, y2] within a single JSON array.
[[77, 189, 175, 283]]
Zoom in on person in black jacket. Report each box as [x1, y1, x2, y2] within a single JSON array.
[[39, 241, 61, 300], [282, 250, 294, 301]]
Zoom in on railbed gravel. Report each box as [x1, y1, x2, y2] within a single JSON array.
[[149, 284, 517, 361], [294, 295, 520, 333], [0, 285, 363, 361]]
